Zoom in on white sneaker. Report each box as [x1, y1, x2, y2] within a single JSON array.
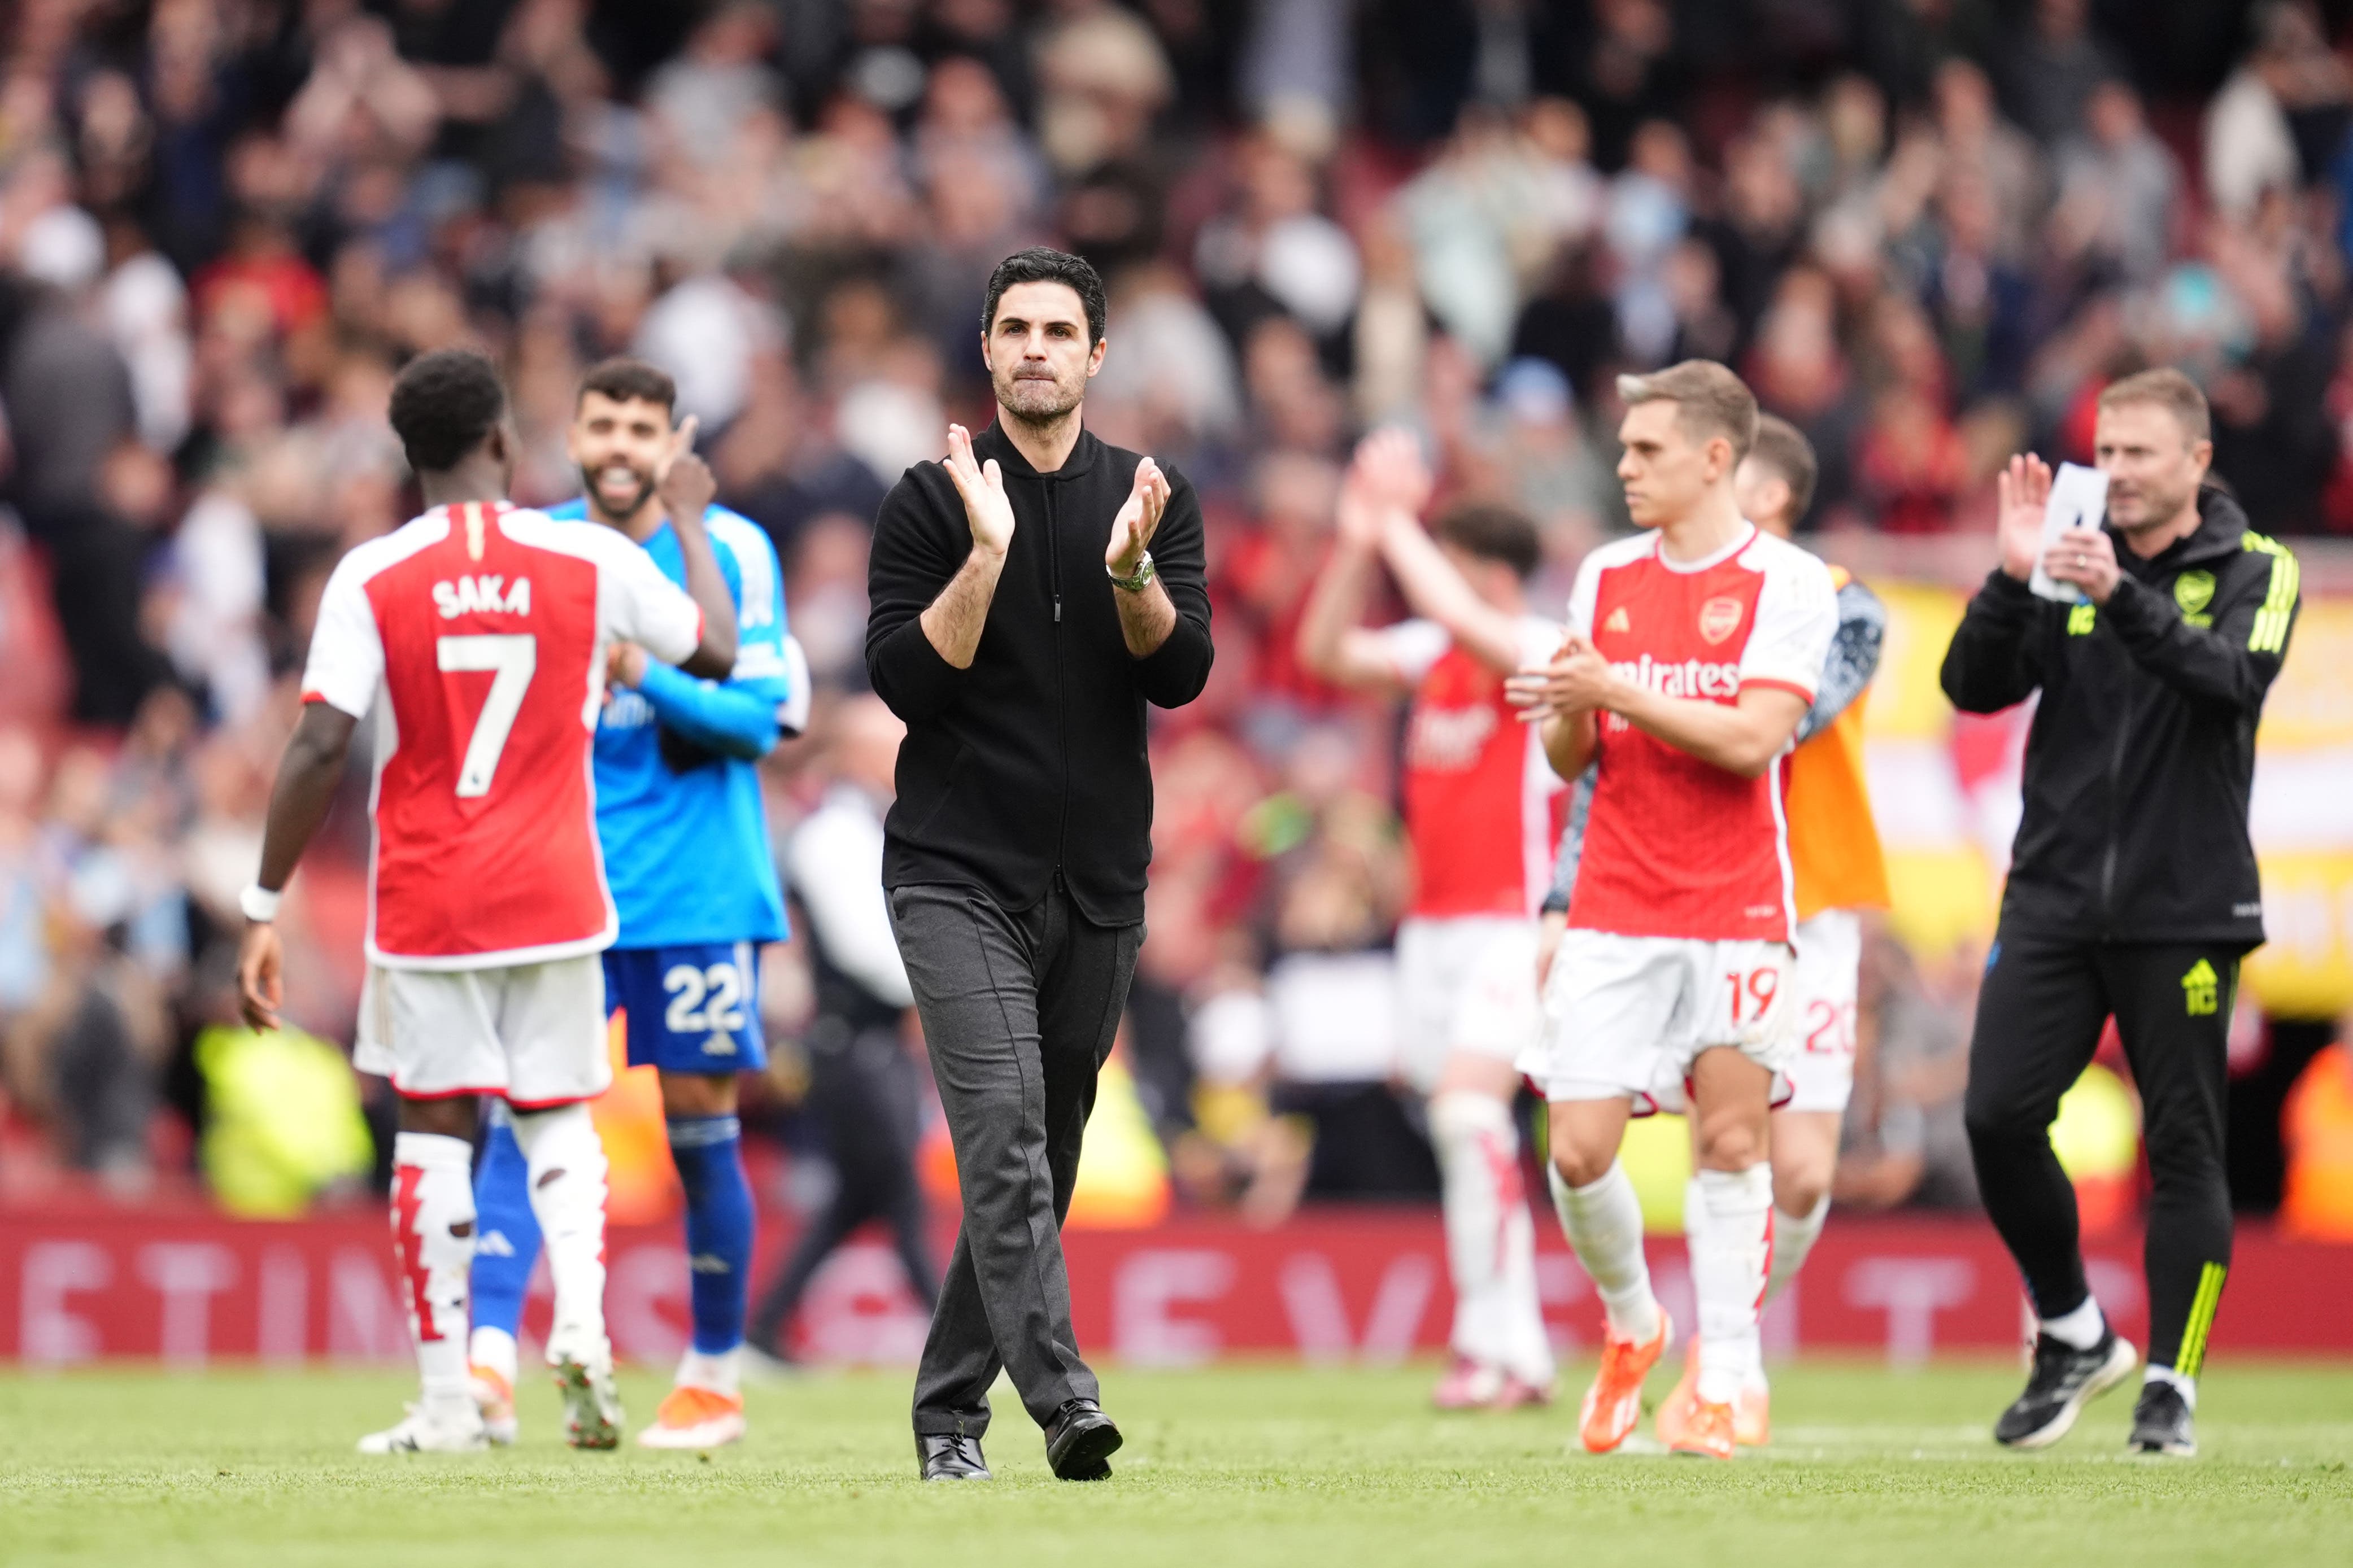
[[550, 1343, 625, 1451], [469, 1363, 519, 1447], [358, 1401, 489, 1455], [635, 1384, 748, 1449]]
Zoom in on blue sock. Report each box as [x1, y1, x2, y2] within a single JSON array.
[[669, 1115, 754, 1355], [469, 1117, 542, 1344]]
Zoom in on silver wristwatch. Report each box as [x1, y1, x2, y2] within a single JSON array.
[[1107, 551, 1156, 593]]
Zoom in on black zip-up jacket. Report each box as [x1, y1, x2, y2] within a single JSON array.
[[1939, 488, 2300, 947], [864, 421, 1214, 925]]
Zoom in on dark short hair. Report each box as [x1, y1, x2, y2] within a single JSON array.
[[576, 357, 676, 415], [1746, 414, 1818, 526], [982, 246, 1106, 347], [1433, 502, 1542, 581], [389, 349, 507, 473]]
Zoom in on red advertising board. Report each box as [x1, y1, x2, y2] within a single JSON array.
[[3, 1202, 2347, 1368]]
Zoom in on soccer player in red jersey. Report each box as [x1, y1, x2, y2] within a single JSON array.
[[1507, 362, 1835, 1459], [1299, 430, 1567, 1410], [235, 349, 741, 1453]]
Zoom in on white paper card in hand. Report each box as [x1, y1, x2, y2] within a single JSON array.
[[2029, 461, 2110, 604]]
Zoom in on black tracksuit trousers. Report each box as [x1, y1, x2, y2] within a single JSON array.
[[1964, 928, 2239, 1374]]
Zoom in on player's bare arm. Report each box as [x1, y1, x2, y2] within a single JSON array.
[[1295, 471, 1405, 692], [237, 701, 360, 1030], [921, 422, 1014, 670], [654, 417, 738, 679], [1108, 455, 1178, 657], [1611, 680, 1810, 779], [1357, 431, 1530, 677]]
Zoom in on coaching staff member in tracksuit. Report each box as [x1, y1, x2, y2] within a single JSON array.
[[865, 247, 1212, 1483], [1942, 369, 2300, 1460]]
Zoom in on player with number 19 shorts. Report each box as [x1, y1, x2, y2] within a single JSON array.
[[1651, 414, 1889, 1450], [467, 360, 804, 1451], [1507, 362, 1835, 1462]]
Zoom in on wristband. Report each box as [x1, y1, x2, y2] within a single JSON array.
[[1108, 552, 1156, 593], [240, 884, 284, 923]]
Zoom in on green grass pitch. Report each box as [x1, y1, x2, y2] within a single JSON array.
[[3, 1361, 2348, 1566]]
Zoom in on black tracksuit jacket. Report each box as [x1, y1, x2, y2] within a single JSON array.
[[864, 421, 1214, 926], [1939, 488, 2300, 948]]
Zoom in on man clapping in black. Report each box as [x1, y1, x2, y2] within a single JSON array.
[[864, 248, 1213, 1482]]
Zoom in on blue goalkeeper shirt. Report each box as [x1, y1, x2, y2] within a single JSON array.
[[546, 498, 791, 947]]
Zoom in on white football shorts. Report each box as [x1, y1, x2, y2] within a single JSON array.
[[1394, 915, 1542, 1096], [1781, 909, 1862, 1114], [1523, 930, 1797, 1108], [354, 954, 612, 1108]]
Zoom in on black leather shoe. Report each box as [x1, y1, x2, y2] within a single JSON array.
[[1044, 1399, 1122, 1480], [917, 1432, 992, 1481]]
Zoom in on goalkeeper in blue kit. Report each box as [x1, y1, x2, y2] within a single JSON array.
[[468, 359, 804, 1449]]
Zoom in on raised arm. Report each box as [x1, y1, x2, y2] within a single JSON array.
[[1296, 431, 1429, 693], [1941, 454, 2052, 713], [1127, 461, 1215, 707], [866, 426, 1001, 724], [655, 419, 738, 680]]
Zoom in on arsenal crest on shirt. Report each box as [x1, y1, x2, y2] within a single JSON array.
[[1699, 595, 1744, 644]]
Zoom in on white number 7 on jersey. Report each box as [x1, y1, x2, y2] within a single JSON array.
[[436, 634, 537, 798]]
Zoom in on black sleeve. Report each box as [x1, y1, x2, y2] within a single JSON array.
[[864, 468, 969, 726], [2099, 544, 2300, 713], [1131, 465, 1215, 709], [1940, 569, 2047, 714]]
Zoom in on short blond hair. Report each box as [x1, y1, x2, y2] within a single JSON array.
[[1617, 359, 1761, 464], [2097, 367, 2211, 444]]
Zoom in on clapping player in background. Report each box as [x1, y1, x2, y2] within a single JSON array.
[[237, 349, 740, 1452], [465, 360, 804, 1452], [1298, 430, 1565, 1410]]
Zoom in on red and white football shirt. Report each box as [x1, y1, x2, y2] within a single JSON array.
[[1378, 616, 1569, 918], [1563, 524, 1835, 942], [302, 501, 703, 969]]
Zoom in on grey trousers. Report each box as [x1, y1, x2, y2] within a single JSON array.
[[887, 880, 1142, 1437]]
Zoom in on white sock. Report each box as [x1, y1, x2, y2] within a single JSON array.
[[2144, 1363, 2197, 1410], [469, 1325, 518, 1386], [1766, 1195, 1828, 1307], [390, 1132, 477, 1413], [678, 1346, 744, 1399], [511, 1103, 611, 1365], [1431, 1092, 1553, 1386], [1690, 1164, 1772, 1408], [2041, 1295, 2107, 1351], [1549, 1160, 1658, 1345]]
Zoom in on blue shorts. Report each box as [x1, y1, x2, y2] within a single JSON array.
[[602, 942, 768, 1074]]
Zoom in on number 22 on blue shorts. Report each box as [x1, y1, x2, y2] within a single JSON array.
[[603, 942, 768, 1072]]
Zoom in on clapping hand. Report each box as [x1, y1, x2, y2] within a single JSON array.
[[1994, 453, 2051, 583], [1108, 457, 1171, 577], [945, 423, 1016, 558], [1505, 631, 1612, 719], [2043, 524, 2121, 604]]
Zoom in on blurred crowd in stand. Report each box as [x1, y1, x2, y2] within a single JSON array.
[[0, 0, 2349, 1251]]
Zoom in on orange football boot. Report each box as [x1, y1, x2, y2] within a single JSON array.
[[1670, 1397, 1736, 1460], [1735, 1381, 1770, 1447], [1579, 1313, 1671, 1453]]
